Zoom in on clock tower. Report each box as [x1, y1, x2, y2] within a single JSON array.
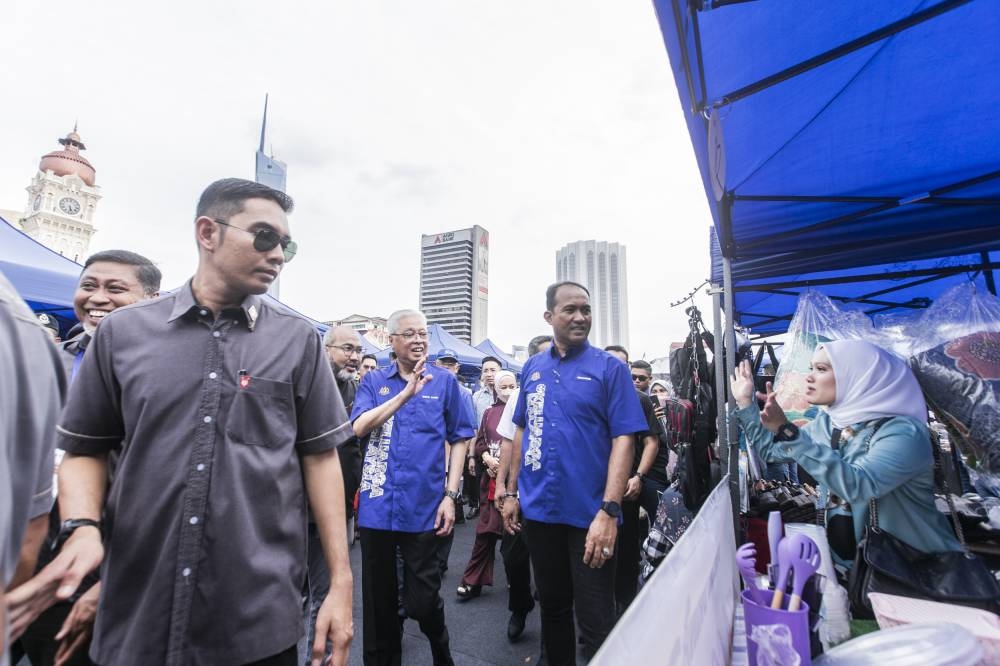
[[20, 126, 101, 262]]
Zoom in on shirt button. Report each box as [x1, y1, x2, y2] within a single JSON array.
[[203, 416, 212, 423], [182, 567, 191, 577], [199, 309, 208, 316], [196, 463, 205, 471], [189, 516, 199, 525], [212, 331, 221, 338], [209, 372, 217, 379]]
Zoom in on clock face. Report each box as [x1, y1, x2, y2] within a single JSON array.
[[32, 195, 41, 211], [58, 197, 81, 216]]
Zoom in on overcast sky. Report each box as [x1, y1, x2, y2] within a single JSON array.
[[2, 1, 715, 358]]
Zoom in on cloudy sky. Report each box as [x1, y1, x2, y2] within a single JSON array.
[[2, 1, 715, 358]]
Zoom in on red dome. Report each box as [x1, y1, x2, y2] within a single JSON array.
[[38, 129, 96, 186]]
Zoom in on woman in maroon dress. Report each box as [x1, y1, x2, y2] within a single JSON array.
[[457, 370, 518, 600]]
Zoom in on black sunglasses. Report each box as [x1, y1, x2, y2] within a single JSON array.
[[631, 374, 650, 382], [214, 219, 297, 262]]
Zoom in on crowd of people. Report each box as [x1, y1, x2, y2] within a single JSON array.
[[4, 176, 965, 666], [2, 177, 692, 666]]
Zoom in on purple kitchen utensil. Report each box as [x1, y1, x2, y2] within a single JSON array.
[[767, 510, 783, 587], [770, 535, 796, 609], [736, 543, 763, 605], [784, 534, 821, 612]]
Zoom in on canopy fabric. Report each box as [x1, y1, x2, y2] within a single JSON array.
[[0, 215, 82, 319], [709, 228, 999, 336], [375, 324, 487, 369], [652, 1, 1000, 333], [474, 339, 523, 372]]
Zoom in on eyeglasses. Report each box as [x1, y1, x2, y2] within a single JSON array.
[[631, 374, 650, 382], [327, 344, 363, 356], [391, 330, 429, 341], [214, 219, 297, 262]]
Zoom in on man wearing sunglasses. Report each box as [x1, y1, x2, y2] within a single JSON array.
[[41, 178, 354, 666]]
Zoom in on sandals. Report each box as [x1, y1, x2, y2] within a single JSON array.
[[456, 584, 482, 601]]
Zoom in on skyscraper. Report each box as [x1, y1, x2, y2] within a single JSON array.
[[555, 241, 629, 349], [419, 225, 489, 343], [255, 95, 287, 299]]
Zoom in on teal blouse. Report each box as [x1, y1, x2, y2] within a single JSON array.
[[736, 405, 961, 555]]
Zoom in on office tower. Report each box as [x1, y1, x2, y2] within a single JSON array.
[[555, 240, 629, 349], [255, 95, 287, 299], [420, 225, 489, 343]]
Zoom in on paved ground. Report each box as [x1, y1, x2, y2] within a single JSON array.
[[345, 516, 545, 665]]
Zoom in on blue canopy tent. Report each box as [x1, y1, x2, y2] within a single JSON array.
[[653, 0, 1000, 529], [0, 215, 83, 333], [375, 324, 486, 373], [474, 338, 523, 372]]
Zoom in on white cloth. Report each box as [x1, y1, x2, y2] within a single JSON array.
[[496, 387, 519, 440], [819, 339, 928, 428]]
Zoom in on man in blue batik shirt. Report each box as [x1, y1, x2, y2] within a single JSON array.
[[502, 282, 647, 664], [351, 309, 476, 666]]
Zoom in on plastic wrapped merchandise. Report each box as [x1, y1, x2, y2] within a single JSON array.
[[814, 623, 982, 665], [773, 291, 875, 428], [907, 283, 1000, 475]]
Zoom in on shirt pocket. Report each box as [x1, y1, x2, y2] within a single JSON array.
[[227, 377, 295, 448]]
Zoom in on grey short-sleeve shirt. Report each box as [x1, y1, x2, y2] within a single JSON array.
[[0, 270, 64, 589], [57, 281, 352, 666]]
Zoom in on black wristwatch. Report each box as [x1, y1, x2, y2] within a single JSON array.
[[444, 489, 462, 501], [52, 518, 102, 551], [600, 501, 622, 518], [774, 422, 800, 442]]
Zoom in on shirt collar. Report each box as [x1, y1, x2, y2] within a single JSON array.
[[550, 339, 590, 361], [167, 279, 262, 331]]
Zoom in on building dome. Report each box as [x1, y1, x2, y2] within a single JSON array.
[[38, 127, 96, 186]]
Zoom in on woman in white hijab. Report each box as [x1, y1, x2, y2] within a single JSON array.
[[731, 339, 960, 566]]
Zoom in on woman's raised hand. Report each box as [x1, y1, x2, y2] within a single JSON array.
[[730, 360, 757, 409]]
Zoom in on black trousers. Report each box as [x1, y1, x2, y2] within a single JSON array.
[[615, 499, 641, 611], [522, 520, 616, 665], [360, 528, 453, 666], [500, 530, 535, 614]]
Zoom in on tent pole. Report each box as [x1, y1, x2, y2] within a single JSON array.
[[722, 258, 740, 543], [711, 280, 726, 462], [982, 252, 998, 296]]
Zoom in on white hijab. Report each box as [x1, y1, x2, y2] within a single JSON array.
[[820, 340, 928, 428]]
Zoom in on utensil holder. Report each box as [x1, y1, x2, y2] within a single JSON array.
[[743, 589, 811, 666]]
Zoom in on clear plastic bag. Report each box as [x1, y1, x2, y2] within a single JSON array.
[[773, 291, 875, 426], [905, 283, 1000, 475]]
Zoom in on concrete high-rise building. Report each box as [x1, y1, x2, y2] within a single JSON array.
[[555, 240, 629, 349], [18, 125, 102, 262], [419, 225, 489, 343], [255, 95, 287, 299]]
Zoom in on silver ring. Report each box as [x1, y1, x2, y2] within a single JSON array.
[[601, 547, 611, 557]]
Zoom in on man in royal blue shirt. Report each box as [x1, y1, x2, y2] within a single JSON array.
[[352, 309, 476, 666], [502, 282, 647, 664]]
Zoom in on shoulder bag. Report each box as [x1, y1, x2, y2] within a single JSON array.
[[847, 420, 1000, 619]]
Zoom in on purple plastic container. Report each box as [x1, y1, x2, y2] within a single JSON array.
[[742, 589, 811, 666]]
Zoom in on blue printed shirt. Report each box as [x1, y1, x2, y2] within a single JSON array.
[[352, 363, 477, 532], [512, 342, 647, 528]]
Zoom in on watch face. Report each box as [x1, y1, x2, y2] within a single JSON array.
[[32, 195, 41, 211], [58, 197, 81, 215]]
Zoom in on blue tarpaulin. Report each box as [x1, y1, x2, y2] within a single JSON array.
[[0, 215, 82, 327], [653, 0, 1000, 335], [474, 338, 523, 372]]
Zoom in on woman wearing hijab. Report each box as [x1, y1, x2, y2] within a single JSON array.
[[457, 370, 519, 600], [731, 339, 960, 567]]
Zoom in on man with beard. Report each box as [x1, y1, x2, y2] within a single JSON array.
[[17, 178, 354, 666], [352, 310, 476, 666], [295, 326, 365, 664], [502, 282, 646, 664]]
